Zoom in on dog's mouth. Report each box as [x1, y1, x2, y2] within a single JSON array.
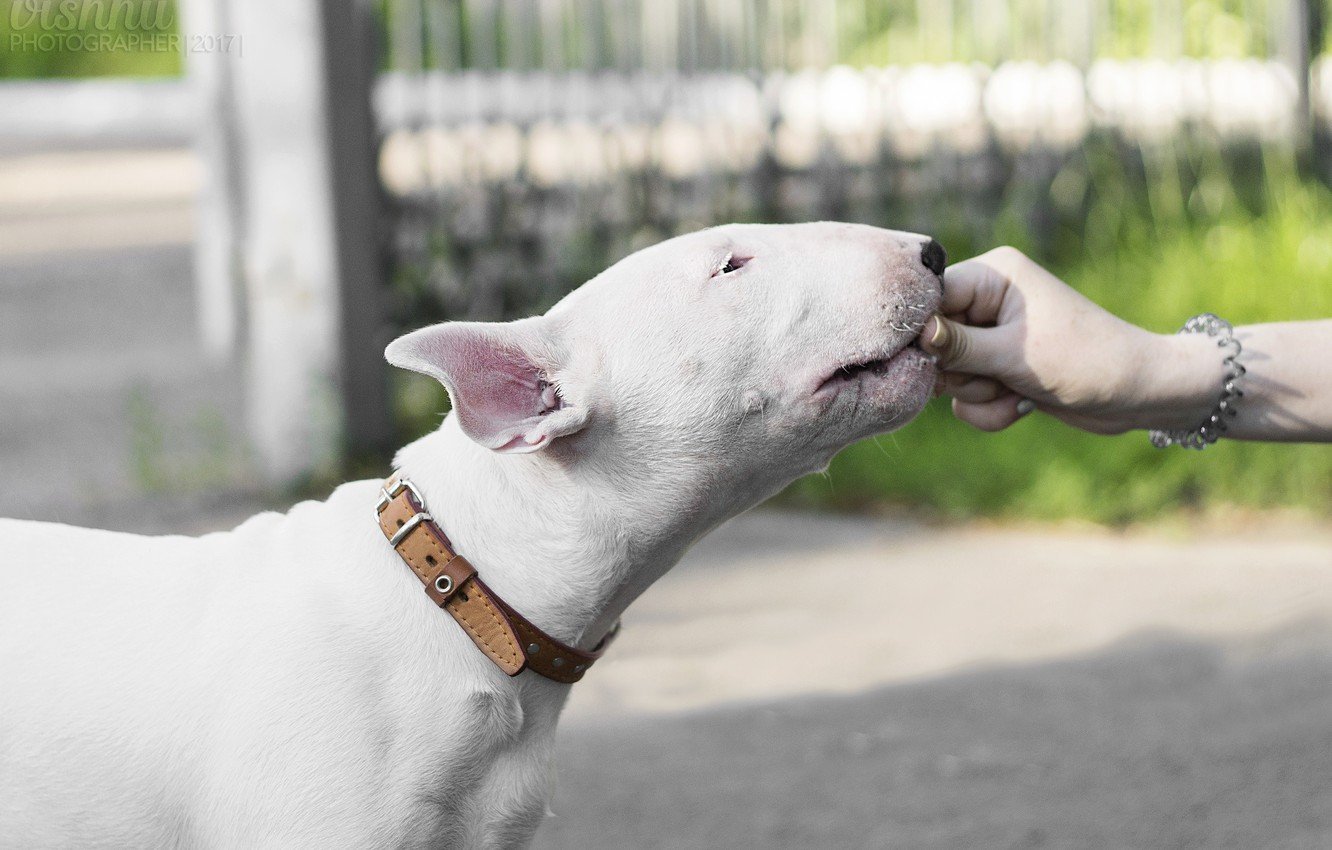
[[814, 335, 928, 397]]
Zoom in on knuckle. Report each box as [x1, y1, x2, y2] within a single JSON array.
[[987, 245, 1027, 265], [951, 331, 970, 359], [968, 378, 1002, 403], [982, 246, 1031, 279], [940, 328, 971, 371]]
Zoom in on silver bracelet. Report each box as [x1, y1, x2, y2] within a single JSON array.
[[1148, 313, 1244, 449]]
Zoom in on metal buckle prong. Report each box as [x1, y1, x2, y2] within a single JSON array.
[[389, 511, 433, 547], [374, 476, 427, 522]]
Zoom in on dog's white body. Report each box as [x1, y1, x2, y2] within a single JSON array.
[[0, 223, 941, 848]]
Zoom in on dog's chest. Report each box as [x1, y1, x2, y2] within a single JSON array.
[[386, 689, 560, 848]]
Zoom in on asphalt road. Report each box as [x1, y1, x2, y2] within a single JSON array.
[[539, 635, 1332, 849], [0, 145, 255, 528], [530, 512, 1332, 849]]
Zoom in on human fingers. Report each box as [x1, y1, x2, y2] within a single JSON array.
[[919, 314, 1009, 375], [934, 372, 1006, 404], [939, 248, 1026, 323], [951, 393, 1035, 432]]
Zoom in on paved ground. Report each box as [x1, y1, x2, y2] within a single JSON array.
[[535, 512, 1332, 849], [0, 145, 258, 529], [541, 633, 1332, 849], [4, 142, 1331, 849]]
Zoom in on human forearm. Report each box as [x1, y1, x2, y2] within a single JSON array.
[[930, 248, 1332, 443], [1137, 320, 1332, 442]]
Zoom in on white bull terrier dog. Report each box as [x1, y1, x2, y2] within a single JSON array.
[[0, 222, 944, 848]]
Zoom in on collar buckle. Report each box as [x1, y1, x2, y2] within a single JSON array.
[[374, 476, 426, 522]]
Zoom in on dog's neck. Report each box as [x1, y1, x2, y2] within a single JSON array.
[[392, 417, 739, 652]]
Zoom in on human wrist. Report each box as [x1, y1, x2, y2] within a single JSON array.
[[1127, 331, 1223, 431]]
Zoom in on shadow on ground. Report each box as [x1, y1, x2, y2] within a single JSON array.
[[536, 632, 1332, 849]]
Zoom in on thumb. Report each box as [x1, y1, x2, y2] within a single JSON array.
[[919, 314, 1004, 375]]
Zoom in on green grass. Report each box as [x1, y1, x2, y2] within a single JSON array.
[[785, 142, 1332, 524]]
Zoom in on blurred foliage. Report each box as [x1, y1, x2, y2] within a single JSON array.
[[0, 0, 181, 78], [1, 0, 1326, 79], [783, 136, 1332, 523], [842, 0, 1284, 65]]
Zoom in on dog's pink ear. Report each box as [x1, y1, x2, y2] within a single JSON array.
[[385, 321, 587, 453]]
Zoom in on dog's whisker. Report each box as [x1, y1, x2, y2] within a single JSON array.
[[870, 435, 895, 459], [887, 318, 927, 333]]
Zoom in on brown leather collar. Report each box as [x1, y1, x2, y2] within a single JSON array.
[[375, 473, 615, 684]]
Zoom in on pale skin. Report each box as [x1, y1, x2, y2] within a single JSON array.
[[920, 246, 1332, 442]]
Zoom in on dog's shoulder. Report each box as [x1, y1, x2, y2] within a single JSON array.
[[0, 517, 199, 571]]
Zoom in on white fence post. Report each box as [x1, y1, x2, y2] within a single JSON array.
[[189, 0, 391, 481], [182, 0, 244, 362]]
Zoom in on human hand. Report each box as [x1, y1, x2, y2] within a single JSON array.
[[920, 247, 1217, 434]]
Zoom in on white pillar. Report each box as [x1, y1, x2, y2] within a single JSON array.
[[182, 0, 243, 362], [185, 0, 391, 482]]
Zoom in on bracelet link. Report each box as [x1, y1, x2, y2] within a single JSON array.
[[1148, 313, 1244, 450]]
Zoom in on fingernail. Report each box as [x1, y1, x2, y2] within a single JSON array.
[[919, 316, 936, 349], [1015, 398, 1035, 416], [921, 314, 947, 353]]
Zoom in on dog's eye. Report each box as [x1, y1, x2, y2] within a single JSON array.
[[713, 254, 750, 277]]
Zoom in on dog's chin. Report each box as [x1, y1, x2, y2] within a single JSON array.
[[814, 344, 937, 427], [863, 345, 937, 421]]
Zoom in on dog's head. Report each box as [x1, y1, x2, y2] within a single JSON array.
[[388, 222, 942, 499]]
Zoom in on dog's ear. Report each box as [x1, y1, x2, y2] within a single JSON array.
[[385, 320, 587, 453]]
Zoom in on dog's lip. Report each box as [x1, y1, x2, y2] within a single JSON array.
[[813, 335, 922, 396]]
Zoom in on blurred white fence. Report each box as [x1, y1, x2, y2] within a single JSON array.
[[377, 58, 1307, 196], [10, 0, 1324, 483], [371, 55, 1323, 331]]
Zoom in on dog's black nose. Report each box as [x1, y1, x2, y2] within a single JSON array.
[[921, 239, 946, 276]]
